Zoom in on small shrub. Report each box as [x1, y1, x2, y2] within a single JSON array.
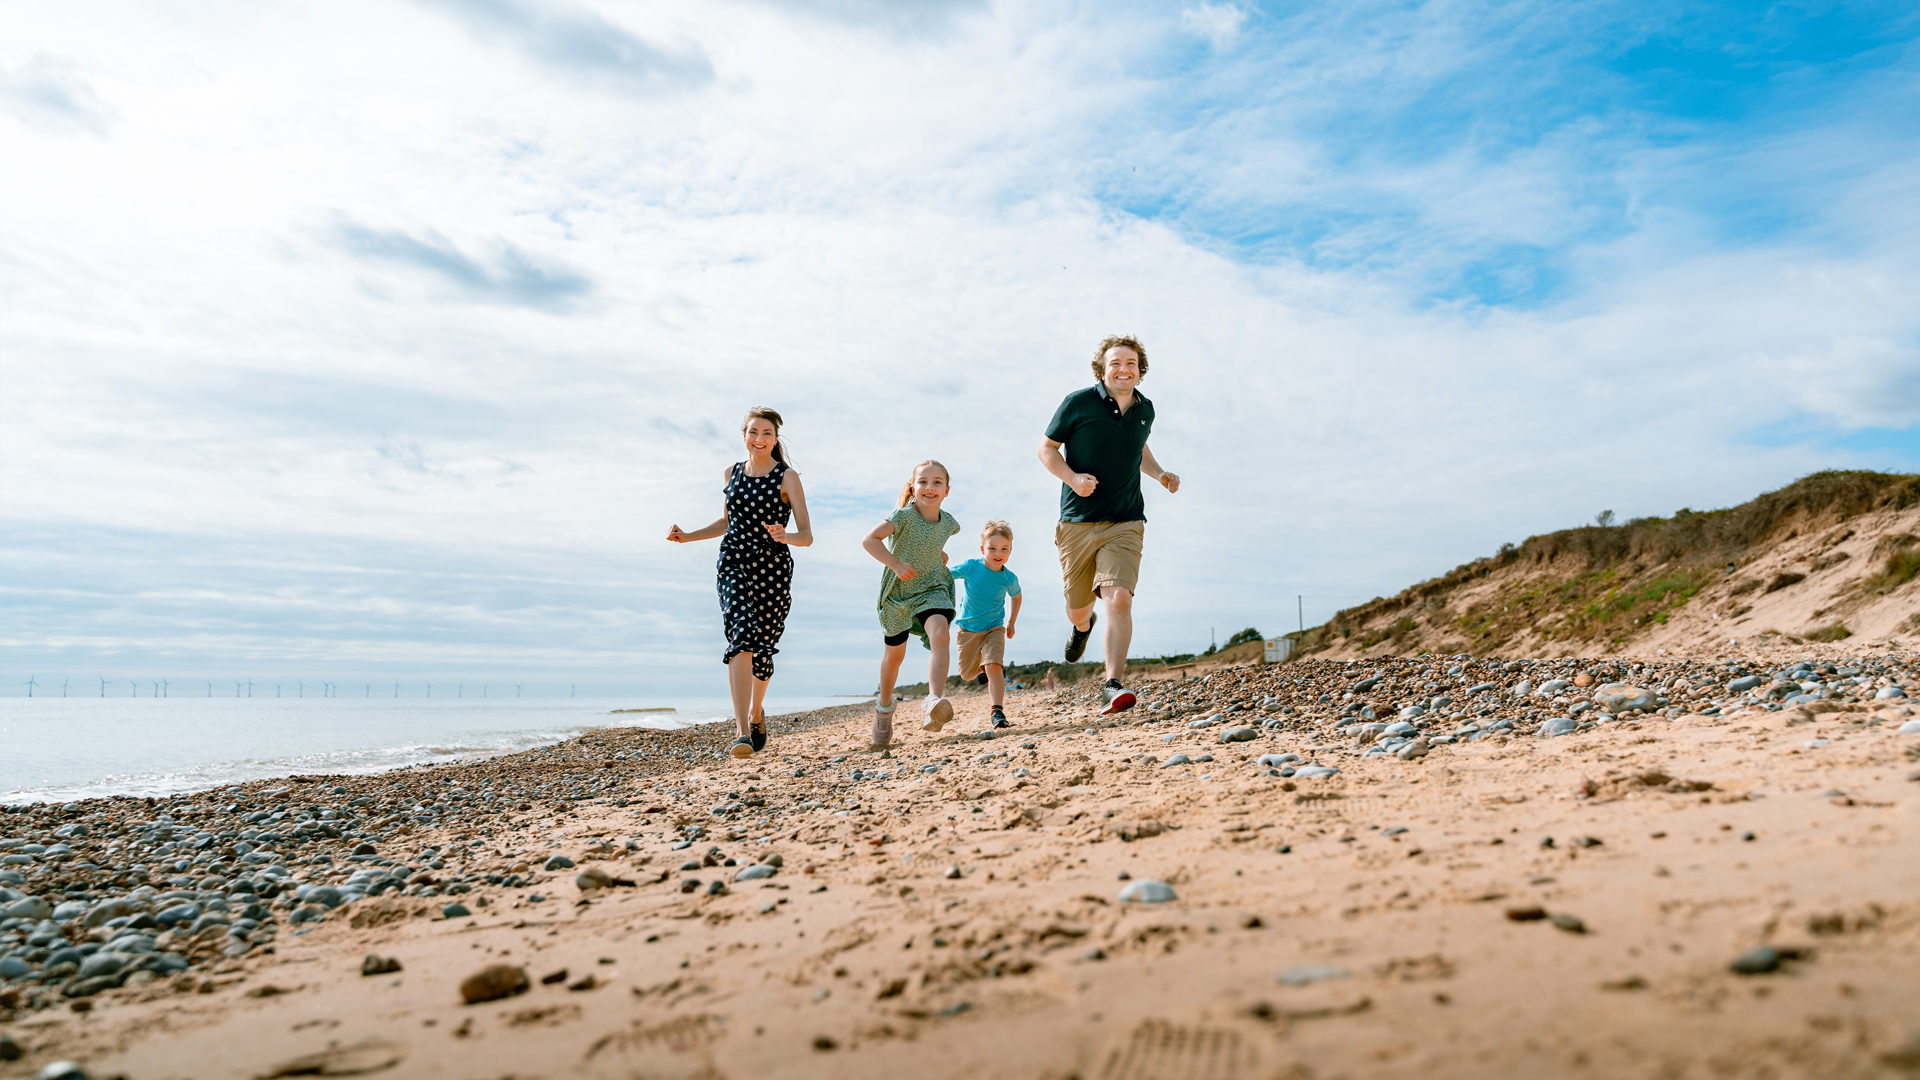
[[1765, 572, 1807, 593], [1863, 544, 1920, 595], [1805, 623, 1852, 642], [1224, 627, 1263, 648]]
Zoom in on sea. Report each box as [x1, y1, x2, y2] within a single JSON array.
[[0, 695, 857, 806]]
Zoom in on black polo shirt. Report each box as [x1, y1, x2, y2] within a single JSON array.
[[1044, 381, 1155, 523]]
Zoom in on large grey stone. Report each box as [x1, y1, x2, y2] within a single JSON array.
[[1118, 880, 1176, 903], [1595, 684, 1657, 712]]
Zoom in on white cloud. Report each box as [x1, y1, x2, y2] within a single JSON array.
[[0, 1, 1915, 693], [1180, 3, 1248, 51]]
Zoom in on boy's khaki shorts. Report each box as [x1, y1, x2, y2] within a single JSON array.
[[957, 627, 1006, 680], [1055, 520, 1144, 610]]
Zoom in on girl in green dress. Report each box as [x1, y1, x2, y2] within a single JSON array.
[[861, 460, 961, 748]]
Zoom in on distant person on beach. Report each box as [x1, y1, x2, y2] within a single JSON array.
[[953, 519, 1023, 730], [667, 407, 813, 759], [1039, 334, 1179, 715], [862, 460, 961, 748]]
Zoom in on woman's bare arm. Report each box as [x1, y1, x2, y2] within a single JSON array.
[[766, 470, 813, 547], [667, 467, 733, 543]]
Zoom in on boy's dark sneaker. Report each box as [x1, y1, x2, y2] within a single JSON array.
[[1099, 678, 1135, 715], [975, 672, 989, 686], [990, 707, 1011, 729], [1063, 612, 1098, 663]]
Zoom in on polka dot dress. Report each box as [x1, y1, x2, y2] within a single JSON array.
[[717, 460, 793, 681]]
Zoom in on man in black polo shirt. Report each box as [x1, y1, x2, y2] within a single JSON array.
[[1038, 334, 1180, 714]]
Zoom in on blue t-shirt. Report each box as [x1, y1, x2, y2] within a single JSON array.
[[952, 558, 1021, 632]]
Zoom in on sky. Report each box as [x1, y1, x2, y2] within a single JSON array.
[[3, 0, 1918, 697]]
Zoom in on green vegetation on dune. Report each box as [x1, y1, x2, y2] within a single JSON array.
[[1316, 469, 1920, 655]]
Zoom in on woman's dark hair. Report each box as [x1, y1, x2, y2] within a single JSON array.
[[742, 406, 792, 466]]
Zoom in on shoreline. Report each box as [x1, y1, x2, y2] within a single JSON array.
[[0, 699, 873, 809], [2, 660, 1916, 1078]]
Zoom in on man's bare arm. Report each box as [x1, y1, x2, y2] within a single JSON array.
[[1039, 437, 1098, 497]]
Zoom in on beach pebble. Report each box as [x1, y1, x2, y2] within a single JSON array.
[[1118, 880, 1176, 904], [543, 855, 575, 871], [0, 956, 29, 978], [575, 867, 613, 891], [1189, 715, 1223, 729], [1550, 914, 1587, 934], [1539, 717, 1578, 737], [442, 903, 471, 918], [945, 865, 963, 879], [762, 853, 784, 867], [0, 1033, 18, 1061], [1258, 753, 1301, 767], [1160, 754, 1192, 769], [34, 1063, 90, 1080], [3, 896, 51, 921], [1385, 721, 1418, 736], [1220, 727, 1258, 743], [1292, 765, 1339, 778], [1730, 947, 1784, 975], [1877, 686, 1907, 699], [1277, 964, 1350, 987], [362, 954, 403, 976], [460, 963, 529, 1003], [735, 864, 777, 881], [1897, 720, 1920, 735]]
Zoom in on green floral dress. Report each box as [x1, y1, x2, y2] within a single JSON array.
[[877, 506, 960, 647]]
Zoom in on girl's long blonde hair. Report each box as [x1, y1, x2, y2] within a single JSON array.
[[897, 460, 950, 508]]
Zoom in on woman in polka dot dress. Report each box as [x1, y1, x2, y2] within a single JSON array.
[[668, 407, 813, 759]]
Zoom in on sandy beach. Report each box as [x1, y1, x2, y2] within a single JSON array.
[[4, 651, 1918, 1080]]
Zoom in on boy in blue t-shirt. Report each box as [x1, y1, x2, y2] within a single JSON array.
[[953, 520, 1023, 729]]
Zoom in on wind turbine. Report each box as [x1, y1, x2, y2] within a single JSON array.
[[457, 683, 464, 698], [247, 678, 254, 698], [393, 681, 400, 698], [570, 684, 576, 698], [297, 680, 304, 698], [161, 678, 170, 698], [482, 683, 488, 698], [206, 679, 212, 698], [128, 679, 137, 697], [234, 680, 242, 698], [23, 674, 36, 698], [275, 683, 282, 698], [515, 684, 522, 697], [98, 676, 108, 697], [149, 679, 159, 697], [61, 678, 69, 697], [426, 684, 432, 698], [365, 683, 371, 698]]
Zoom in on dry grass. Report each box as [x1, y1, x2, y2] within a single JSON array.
[[1316, 470, 1920, 655]]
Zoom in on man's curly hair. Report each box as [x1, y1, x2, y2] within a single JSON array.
[[1092, 335, 1148, 379]]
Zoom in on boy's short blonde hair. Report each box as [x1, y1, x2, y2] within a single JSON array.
[[981, 519, 1013, 542]]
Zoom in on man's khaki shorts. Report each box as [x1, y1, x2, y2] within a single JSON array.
[[1055, 520, 1144, 610], [957, 626, 1006, 680]]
